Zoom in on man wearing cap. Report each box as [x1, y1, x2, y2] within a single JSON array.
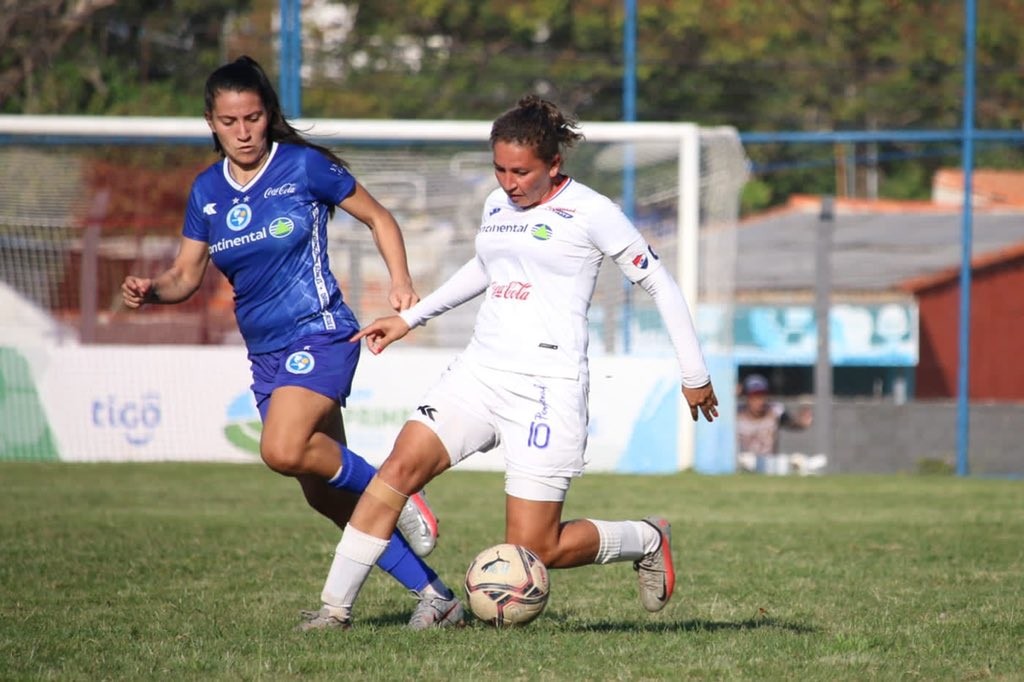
[[736, 373, 814, 474]]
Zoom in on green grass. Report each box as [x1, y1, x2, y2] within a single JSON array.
[[1, 463, 1022, 681]]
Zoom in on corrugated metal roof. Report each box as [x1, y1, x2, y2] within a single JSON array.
[[728, 196, 1024, 297]]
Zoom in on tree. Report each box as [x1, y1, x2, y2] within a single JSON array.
[[296, 1, 633, 119], [1, 0, 252, 115], [0, 0, 117, 111], [5, 0, 1022, 208]]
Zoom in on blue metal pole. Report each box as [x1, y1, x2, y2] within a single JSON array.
[[956, 0, 976, 477], [623, 0, 637, 124], [621, 0, 637, 353], [278, 0, 289, 114], [279, 0, 301, 118]]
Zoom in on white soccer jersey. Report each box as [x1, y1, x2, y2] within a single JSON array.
[[402, 177, 709, 384]]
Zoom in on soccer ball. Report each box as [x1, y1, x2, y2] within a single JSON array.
[[464, 543, 550, 627]]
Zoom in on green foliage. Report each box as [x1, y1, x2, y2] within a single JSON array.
[[5, 0, 1024, 205], [2, 0, 250, 115], [740, 179, 774, 214], [879, 159, 934, 201]]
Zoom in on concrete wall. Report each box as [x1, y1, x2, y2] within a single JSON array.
[[778, 400, 1024, 475]]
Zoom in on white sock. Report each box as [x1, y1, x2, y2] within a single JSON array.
[[321, 525, 389, 608], [589, 519, 658, 564]]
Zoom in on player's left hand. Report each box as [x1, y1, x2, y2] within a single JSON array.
[[682, 381, 719, 422], [388, 282, 419, 312]]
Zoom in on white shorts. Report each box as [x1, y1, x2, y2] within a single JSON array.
[[408, 356, 589, 502]]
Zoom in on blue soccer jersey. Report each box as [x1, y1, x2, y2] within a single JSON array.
[[182, 142, 360, 353]]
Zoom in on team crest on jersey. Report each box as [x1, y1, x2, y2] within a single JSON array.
[[531, 224, 553, 241], [632, 253, 650, 269], [548, 206, 575, 219], [285, 351, 315, 374], [226, 204, 252, 232], [269, 217, 294, 238]]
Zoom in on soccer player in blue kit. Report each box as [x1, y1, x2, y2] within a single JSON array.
[[120, 56, 462, 630]]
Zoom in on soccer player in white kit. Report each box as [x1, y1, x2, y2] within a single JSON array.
[[318, 95, 719, 626]]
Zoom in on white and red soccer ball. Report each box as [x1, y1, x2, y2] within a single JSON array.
[[464, 543, 550, 627]]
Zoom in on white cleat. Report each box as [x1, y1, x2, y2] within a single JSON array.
[[296, 605, 352, 631], [407, 589, 464, 630], [396, 490, 439, 557], [634, 516, 676, 613]]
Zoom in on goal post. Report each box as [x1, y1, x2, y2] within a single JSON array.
[[0, 115, 748, 471]]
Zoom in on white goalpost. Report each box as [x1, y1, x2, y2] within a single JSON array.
[[0, 115, 748, 472]]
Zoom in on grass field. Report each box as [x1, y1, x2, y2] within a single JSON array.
[[2, 463, 1022, 681]]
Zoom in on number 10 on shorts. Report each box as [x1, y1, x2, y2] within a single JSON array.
[[528, 421, 551, 448]]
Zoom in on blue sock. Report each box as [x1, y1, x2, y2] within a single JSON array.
[[328, 444, 376, 494], [327, 444, 434, 592], [376, 532, 436, 593]]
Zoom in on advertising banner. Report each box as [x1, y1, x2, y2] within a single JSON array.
[[4, 345, 699, 473], [698, 302, 918, 366]]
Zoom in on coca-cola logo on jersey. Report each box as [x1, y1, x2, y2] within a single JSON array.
[[490, 281, 532, 300], [264, 182, 297, 198]]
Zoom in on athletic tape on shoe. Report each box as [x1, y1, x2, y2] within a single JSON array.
[[365, 475, 408, 512]]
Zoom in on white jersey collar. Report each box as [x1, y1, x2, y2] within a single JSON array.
[[540, 176, 572, 205], [222, 141, 279, 192]]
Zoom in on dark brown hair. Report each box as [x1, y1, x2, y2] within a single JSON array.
[[489, 95, 584, 164], [204, 55, 345, 168]]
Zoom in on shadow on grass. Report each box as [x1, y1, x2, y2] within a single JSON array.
[[555, 616, 818, 634], [357, 610, 817, 634]]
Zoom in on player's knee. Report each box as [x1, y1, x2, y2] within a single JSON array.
[[378, 449, 437, 494], [259, 435, 306, 475]]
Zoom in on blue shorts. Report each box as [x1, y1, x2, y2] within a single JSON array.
[[249, 329, 361, 421]]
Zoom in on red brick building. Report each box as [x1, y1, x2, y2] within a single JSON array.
[[901, 243, 1024, 400]]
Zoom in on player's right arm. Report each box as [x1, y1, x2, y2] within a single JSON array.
[[400, 255, 488, 327], [351, 256, 489, 354], [121, 236, 210, 308]]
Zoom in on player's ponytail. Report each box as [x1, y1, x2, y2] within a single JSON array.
[[490, 94, 584, 164]]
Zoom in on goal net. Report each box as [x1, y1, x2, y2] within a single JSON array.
[[0, 115, 748, 469]]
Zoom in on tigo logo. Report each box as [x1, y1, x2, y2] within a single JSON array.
[[91, 392, 161, 446]]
